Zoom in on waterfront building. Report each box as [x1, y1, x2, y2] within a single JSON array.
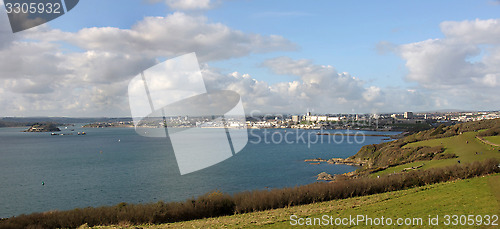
[[404, 112, 414, 119]]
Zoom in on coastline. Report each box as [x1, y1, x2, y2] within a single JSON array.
[[0, 127, 374, 218], [305, 157, 367, 181]]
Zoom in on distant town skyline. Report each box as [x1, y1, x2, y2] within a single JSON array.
[[0, 0, 499, 117]]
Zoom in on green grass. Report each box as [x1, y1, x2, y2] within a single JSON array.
[[93, 174, 500, 228], [484, 136, 500, 145], [371, 132, 500, 177]]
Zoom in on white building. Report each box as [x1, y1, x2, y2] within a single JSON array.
[[404, 112, 414, 119]]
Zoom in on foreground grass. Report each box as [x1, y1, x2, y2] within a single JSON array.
[[93, 174, 500, 228], [371, 132, 500, 176]]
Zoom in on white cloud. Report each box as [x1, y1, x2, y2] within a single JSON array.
[[26, 12, 296, 62], [441, 19, 500, 44], [201, 57, 421, 114], [399, 38, 480, 88], [362, 86, 381, 102], [0, 12, 297, 116], [473, 73, 500, 87], [397, 18, 500, 110], [2, 11, 498, 116]]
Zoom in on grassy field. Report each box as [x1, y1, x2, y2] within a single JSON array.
[[92, 174, 500, 228], [484, 136, 500, 146], [370, 132, 500, 176]]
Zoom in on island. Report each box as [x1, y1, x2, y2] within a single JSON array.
[[23, 123, 61, 132]]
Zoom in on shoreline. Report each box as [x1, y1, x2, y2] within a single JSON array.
[[304, 157, 367, 166], [305, 157, 369, 181]]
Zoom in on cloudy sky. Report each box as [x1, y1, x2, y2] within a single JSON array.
[[0, 0, 499, 117]]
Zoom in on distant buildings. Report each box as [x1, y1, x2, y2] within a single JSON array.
[[404, 112, 414, 119], [303, 113, 343, 122], [391, 114, 402, 119], [327, 116, 341, 122], [182, 109, 500, 130]]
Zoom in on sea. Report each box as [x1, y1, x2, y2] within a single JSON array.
[[0, 125, 399, 218]]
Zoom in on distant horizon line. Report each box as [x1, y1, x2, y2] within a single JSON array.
[[1, 109, 499, 119]]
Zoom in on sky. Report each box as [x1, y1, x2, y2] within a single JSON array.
[[0, 0, 499, 117]]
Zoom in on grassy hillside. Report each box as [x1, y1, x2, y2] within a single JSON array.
[[92, 174, 500, 228], [371, 132, 500, 176], [351, 118, 500, 175]]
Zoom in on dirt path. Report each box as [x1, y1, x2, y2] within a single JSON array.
[[476, 136, 500, 147]]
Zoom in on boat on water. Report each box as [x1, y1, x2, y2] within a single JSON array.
[[50, 132, 86, 136], [51, 133, 73, 136]]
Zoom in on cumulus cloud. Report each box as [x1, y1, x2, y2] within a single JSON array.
[[397, 18, 500, 110], [362, 86, 381, 102], [2, 10, 498, 116], [399, 39, 481, 88], [0, 12, 296, 116], [440, 19, 500, 44], [201, 57, 421, 114], [26, 12, 295, 62], [0, 45, 144, 116]]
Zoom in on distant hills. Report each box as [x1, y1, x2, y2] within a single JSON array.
[[0, 117, 133, 127]]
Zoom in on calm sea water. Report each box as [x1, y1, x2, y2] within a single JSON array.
[[0, 125, 397, 218]]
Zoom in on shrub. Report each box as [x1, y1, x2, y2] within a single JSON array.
[[430, 124, 446, 136], [478, 126, 500, 137]]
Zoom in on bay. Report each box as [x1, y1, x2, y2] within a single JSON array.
[[0, 126, 398, 218]]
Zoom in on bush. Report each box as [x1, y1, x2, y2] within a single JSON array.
[[430, 124, 446, 136], [478, 126, 500, 137]]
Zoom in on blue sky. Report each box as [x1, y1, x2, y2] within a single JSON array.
[[0, 0, 499, 116], [49, 0, 500, 85]]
